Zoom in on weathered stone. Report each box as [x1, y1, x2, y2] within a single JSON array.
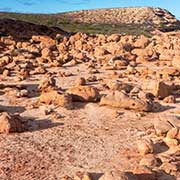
[[74, 172, 92, 180], [139, 154, 158, 168], [99, 171, 137, 180], [94, 47, 109, 56], [41, 48, 53, 59], [107, 34, 120, 42], [152, 81, 171, 99], [0, 112, 24, 133], [100, 91, 152, 112], [67, 86, 99, 102], [137, 139, 154, 156], [164, 137, 178, 148], [39, 90, 72, 109], [166, 127, 180, 140], [163, 95, 176, 103], [16, 89, 29, 98], [75, 77, 86, 86], [160, 162, 178, 176], [154, 119, 173, 136], [32, 35, 56, 49], [38, 76, 57, 92], [134, 35, 150, 48]]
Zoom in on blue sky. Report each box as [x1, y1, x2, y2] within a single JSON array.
[[0, 0, 180, 18]]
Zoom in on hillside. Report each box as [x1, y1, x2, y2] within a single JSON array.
[[0, 7, 180, 36]]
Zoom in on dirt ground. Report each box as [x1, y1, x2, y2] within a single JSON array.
[[0, 60, 178, 179]]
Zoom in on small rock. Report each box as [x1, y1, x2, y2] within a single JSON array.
[[163, 95, 176, 104], [75, 77, 86, 86], [38, 76, 57, 92], [0, 112, 24, 133], [152, 81, 171, 99], [160, 162, 178, 176], [137, 139, 154, 156], [154, 119, 173, 136], [16, 89, 29, 98], [139, 154, 158, 168], [74, 172, 92, 180], [166, 127, 179, 139], [164, 137, 178, 148], [99, 171, 137, 180], [3, 69, 10, 77]]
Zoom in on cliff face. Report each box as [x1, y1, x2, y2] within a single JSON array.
[[61, 7, 180, 31]]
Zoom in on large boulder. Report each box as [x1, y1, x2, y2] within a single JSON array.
[[100, 91, 152, 112], [67, 86, 99, 102], [39, 90, 72, 109], [32, 35, 56, 49]]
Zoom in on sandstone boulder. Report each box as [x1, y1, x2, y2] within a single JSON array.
[[32, 35, 56, 49], [154, 119, 173, 136], [38, 76, 57, 92], [139, 154, 158, 168], [39, 90, 72, 109], [134, 35, 150, 48], [137, 139, 154, 156], [94, 47, 109, 56], [67, 86, 99, 102], [107, 34, 120, 42], [41, 47, 53, 59], [0, 112, 24, 133], [100, 91, 152, 112], [152, 81, 171, 99]]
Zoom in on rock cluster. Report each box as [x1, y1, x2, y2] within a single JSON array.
[[0, 18, 179, 179]]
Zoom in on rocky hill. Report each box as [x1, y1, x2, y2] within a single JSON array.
[[0, 7, 180, 35], [60, 7, 180, 30], [61, 7, 180, 30]]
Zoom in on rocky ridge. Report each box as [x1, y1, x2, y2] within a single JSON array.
[[61, 7, 180, 31]]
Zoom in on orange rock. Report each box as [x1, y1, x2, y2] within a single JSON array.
[[74, 77, 86, 86], [163, 95, 176, 103], [67, 86, 99, 102], [134, 35, 150, 48], [94, 47, 109, 56], [137, 139, 154, 156], [99, 171, 137, 180], [0, 112, 24, 133], [100, 91, 152, 112], [32, 35, 56, 49], [152, 81, 171, 99], [172, 56, 180, 68], [38, 76, 57, 92], [39, 90, 72, 109], [41, 48, 52, 59]]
